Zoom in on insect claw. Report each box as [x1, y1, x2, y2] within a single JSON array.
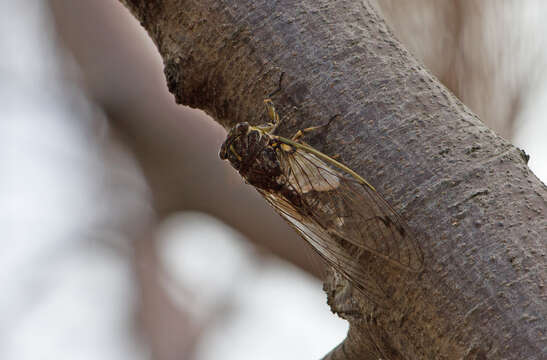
[[268, 72, 285, 98], [326, 113, 341, 127]]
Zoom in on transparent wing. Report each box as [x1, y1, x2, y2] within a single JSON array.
[[282, 149, 424, 272], [257, 189, 389, 304]]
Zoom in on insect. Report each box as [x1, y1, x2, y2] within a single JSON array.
[[219, 99, 423, 304]]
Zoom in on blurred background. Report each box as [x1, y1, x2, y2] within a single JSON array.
[[2, 1, 546, 359]]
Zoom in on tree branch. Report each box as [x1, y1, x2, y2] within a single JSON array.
[[120, 0, 547, 358]]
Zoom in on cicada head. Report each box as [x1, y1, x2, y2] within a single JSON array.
[[219, 122, 251, 171], [220, 122, 283, 189]]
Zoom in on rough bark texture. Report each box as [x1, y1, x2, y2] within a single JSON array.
[[120, 0, 546, 359]]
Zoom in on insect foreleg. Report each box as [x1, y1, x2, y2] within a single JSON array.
[[263, 99, 281, 132]]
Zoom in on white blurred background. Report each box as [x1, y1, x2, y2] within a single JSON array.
[[2, 1, 545, 359]]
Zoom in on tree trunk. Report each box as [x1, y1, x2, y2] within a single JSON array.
[[120, 0, 547, 358]]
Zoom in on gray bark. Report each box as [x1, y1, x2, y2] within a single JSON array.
[[120, 0, 547, 358]]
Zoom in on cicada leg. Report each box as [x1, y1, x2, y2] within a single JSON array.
[[263, 72, 285, 133], [264, 99, 280, 125], [291, 114, 340, 141], [262, 99, 281, 134]]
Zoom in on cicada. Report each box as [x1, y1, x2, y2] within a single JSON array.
[[219, 100, 423, 303]]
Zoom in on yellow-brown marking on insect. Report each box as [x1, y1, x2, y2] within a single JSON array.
[[280, 143, 293, 152], [230, 144, 242, 161]]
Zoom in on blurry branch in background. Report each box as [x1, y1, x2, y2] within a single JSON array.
[[55, 0, 546, 358], [375, 0, 525, 140], [50, 1, 327, 358], [49, 0, 322, 276]]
